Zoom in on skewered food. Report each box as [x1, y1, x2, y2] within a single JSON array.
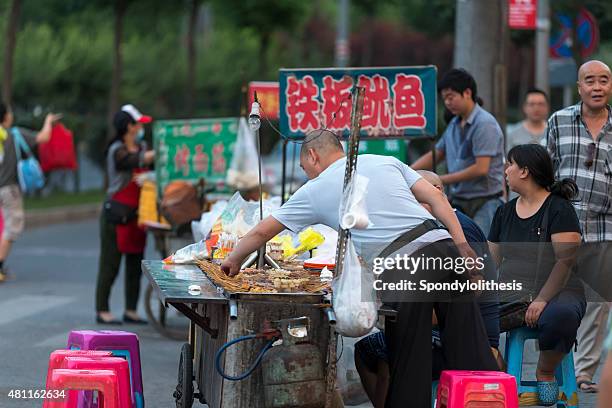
[[196, 260, 330, 294]]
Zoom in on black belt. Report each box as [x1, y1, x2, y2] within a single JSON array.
[[378, 219, 447, 259]]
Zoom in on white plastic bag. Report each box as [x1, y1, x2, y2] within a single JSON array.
[[336, 336, 371, 405], [191, 200, 228, 242], [164, 240, 208, 264], [332, 239, 377, 337], [226, 118, 259, 190], [219, 192, 280, 237], [339, 174, 371, 230]]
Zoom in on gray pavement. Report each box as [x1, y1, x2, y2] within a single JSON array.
[[0, 219, 605, 407], [0, 219, 183, 408]]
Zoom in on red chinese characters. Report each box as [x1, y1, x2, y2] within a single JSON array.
[[174, 145, 191, 177], [211, 143, 226, 174], [193, 145, 209, 174], [392, 74, 426, 129], [285, 76, 321, 132], [321, 75, 352, 130], [358, 74, 391, 130]]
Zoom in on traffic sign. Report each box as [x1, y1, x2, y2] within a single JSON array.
[[550, 8, 599, 59]]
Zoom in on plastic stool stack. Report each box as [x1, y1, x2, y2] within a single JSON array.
[[61, 356, 132, 408], [504, 327, 578, 407], [67, 330, 144, 408], [435, 370, 519, 408], [43, 330, 143, 408], [46, 369, 121, 408]]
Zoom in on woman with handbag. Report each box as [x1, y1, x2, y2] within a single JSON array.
[[488, 144, 585, 406], [0, 104, 61, 282], [95, 104, 154, 324]]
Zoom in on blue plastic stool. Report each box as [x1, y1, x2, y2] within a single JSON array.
[[431, 380, 438, 408], [504, 327, 578, 407]]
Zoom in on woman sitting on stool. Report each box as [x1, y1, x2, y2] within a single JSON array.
[[488, 144, 585, 406]]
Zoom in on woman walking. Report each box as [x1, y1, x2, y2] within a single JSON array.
[[95, 104, 154, 324]]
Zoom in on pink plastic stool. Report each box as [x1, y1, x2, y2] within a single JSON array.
[[46, 369, 119, 408], [67, 330, 143, 408], [45, 350, 113, 407], [436, 370, 519, 408], [61, 357, 132, 408]]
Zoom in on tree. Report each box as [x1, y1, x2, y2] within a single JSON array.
[[454, 0, 508, 128], [2, 0, 21, 106], [107, 0, 127, 139], [210, 0, 306, 76], [185, 0, 201, 116]]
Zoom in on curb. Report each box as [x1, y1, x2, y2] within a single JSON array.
[[25, 203, 100, 230]]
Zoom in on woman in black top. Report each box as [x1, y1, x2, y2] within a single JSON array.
[[488, 144, 585, 406]]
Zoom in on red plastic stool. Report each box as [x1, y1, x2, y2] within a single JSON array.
[[46, 369, 120, 408], [436, 370, 519, 408], [61, 357, 132, 408], [45, 350, 113, 407]]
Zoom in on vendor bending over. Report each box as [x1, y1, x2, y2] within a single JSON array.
[[354, 170, 502, 408], [221, 129, 498, 407]]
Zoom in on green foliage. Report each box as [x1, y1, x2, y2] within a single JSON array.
[[0, 0, 610, 169]]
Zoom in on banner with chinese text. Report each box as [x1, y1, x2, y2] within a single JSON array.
[[279, 66, 437, 139], [154, 118, 238, 194]]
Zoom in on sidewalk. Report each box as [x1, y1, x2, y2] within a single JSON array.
[[25, 203, 100, 229]]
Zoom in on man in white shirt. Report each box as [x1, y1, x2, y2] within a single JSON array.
[[221, 129, 498, 407]]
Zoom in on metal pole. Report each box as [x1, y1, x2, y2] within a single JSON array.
[[335, 0, 349, 67], [281, 138, 287, 204], [256, 125, 265, 269], [535, 0, 550, 95]]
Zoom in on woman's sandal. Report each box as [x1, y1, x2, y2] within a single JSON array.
[[537, 381, 559, 406], [577, 380, 598, 393]]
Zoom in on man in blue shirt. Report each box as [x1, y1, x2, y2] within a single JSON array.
[[413, 69, 505, 235]]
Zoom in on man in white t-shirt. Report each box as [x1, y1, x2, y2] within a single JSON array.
[[221, 130, 498, 407]]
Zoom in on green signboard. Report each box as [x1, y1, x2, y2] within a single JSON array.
[[154, 118, 238, 194], [357, 139, 406, 162]]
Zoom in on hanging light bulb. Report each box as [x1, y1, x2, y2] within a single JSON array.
[[248, 100, 261, 131]]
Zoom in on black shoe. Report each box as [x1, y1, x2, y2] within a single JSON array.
[[96, 315, 123, 325], [123, 314, 148, 325]]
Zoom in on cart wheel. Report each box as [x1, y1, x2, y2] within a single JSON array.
[[174, 343, 194, 408], [144, 283, 188, 341]]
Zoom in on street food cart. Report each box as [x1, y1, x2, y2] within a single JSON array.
[[142, 260, 334, 408]]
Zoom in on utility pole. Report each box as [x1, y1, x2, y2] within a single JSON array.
[[535, 0, 550, 95], [335, 0, 349, 67], [454, 0, 507, 128]]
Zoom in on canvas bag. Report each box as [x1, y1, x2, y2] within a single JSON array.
[[12, 127, 44, 193]]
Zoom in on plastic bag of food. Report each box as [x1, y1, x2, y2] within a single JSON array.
[[282, 227, 325, 259], [226, 118, 259, 190], [163, 240, 208, 264], [218, 192, 281, 237], [332, 238, 377, 337], [192, 200, 228, 242]]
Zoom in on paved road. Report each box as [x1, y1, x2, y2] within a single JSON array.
[[0, 219, 183, 408], [0, 219, 604, 407]]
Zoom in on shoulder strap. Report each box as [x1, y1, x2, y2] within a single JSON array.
[[532, 195, 553, 299], [11, 127, 34, 159]]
